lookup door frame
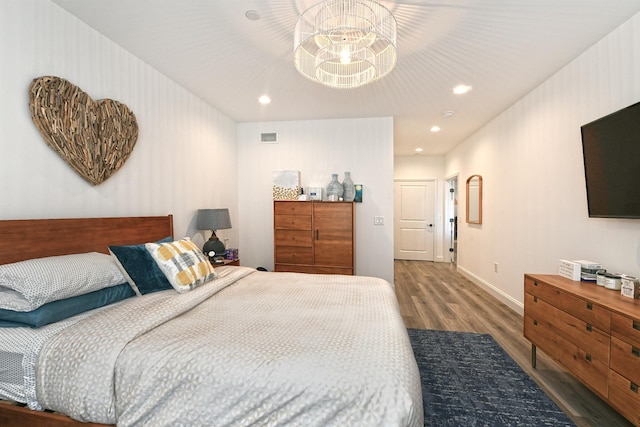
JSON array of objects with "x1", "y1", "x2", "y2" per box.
[{"x1": 445, "y1": 174, "x2": 459, "y2": 264}]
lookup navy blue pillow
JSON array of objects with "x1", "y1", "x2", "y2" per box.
[
  {"x1": 0, "y1": 283, "x2": 135, "y2": 328},
  {"x1": 109, "y1": 237, "x2": 173, "y2": 295}
]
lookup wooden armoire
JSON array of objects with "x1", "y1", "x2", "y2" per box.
[{"x1": 273, "y1": 201, "x2": 354, "y2": 274}]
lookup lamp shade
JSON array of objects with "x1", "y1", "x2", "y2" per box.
[{"x1": 197, "y1": 209, "x2": 231, "y2": 231}]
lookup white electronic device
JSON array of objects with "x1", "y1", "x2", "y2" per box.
[{"x1": 307, "y1": 187, "x2": 322, "y2": 201}]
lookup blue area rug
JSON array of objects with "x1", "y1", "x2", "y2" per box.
[{"x1": 407, "y1": 328, "x2": 575, "y2": 426}]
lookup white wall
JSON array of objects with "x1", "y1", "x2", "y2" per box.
[
  {"x1": 237, "y1": 118, "x2": 395, "y2": 283},
  {"x1": 0, "y1": 0, "x2": 238, "y2": 246},
  {"x1": 446, "y1": 11, "x2": 640, "y2": 313},
  {"x1": 394, "y1": 155, "x2": 449, "y2": 263}
]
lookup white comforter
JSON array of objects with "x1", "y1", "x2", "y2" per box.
[{"x1": 36, "y1": 267, "x2": 423, "y2": 426}]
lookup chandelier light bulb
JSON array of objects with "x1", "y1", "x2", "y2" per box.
[{"x1": 340, "y1": 47, "x2": 352, "y2": 64}]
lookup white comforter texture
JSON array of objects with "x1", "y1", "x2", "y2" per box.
[{"x1": 36, "y1": 267, "x2": 423, "y2": 427}]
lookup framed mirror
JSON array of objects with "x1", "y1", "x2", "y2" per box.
[{"x1": 466, "y1": 175, "x2": 482, "y2": 224}]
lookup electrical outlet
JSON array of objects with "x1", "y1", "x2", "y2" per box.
[
  {"x1": 374, "y1": 216, "x2": 384, "y2": 225},
  {"x1": 494, "y1": 262, "x2": 498, "y2": 273}
]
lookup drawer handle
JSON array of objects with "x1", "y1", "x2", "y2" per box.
[
  {"x1": 315, "y1": 230, "x2": 319, "y2": 240},
  {"x1": 585, "y1": 354, "x2": 592, "y2": 362},
  {"x1": 634, "y1": 320, "x2": 640, "y2": 331},
  {"x1": 586, "y1": 324, "x2": 592, "y2": 332},
  {"x1": 586, "y1": 302, "x2": 593, "y2": 311},
  {"x1": 534, "y1": 281, "x2": 538, "y2": 286},
  {"x1": 631, "y1": 382, "x2": 639, "y2": 394},
  {"x1": 533, "y1": 320, "x2": 538, "y2": 326},
  {"x1": 632, "y1": 347, "x2": 640, "y2": 358},
  {"x1": 533, "y1": 296, "x2": 538, "y2": 303}
]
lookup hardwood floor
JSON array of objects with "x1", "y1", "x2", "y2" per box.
[{"x1": 394, "y1": 260, "x2": 633, "y2": 427}]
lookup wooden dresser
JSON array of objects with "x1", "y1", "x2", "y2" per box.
[
  {"x1": 524, "y1": 274, "x2": 640, "y2": 426},
  {"x1": 274, "y1": 201, "x2": 354, "y2": 274}
]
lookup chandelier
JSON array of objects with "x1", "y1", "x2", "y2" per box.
[{"x1": 294, "y1": 0, "x2": 397, "y2": 89}]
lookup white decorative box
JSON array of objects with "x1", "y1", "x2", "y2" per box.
[
  {"x1": 559, "y1": 259, "x2": 581, "y2": 281},
  {"x1": 620, "y1": 276, "x2": 640, "y2": 299},
  {"x1": 272, "y1": 170, "x2": 301, "y2": 200}
]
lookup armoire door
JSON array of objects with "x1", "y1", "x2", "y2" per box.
[{"x1": 313, "y1": 203, "x2": 353, "y2": 269}]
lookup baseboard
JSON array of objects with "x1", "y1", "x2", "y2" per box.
[{"x1": 456, "y1": 266, "x2": 524, "y2": 316}]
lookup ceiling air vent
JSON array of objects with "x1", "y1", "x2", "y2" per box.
[{"x1": 260, "y1": 132, "x2": 277, "y2": 143}]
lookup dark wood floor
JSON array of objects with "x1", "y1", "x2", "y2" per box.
[{"x1": 394, "y1": 260, "x2": 633, "y2": 427}]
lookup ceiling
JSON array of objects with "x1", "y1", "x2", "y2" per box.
[{"x1": 52, "y1": 0, "x2": 640, "y2": 156}]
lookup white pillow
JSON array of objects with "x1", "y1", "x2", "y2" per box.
[
  {"x1": 145, "y1": 238, "x2": 217, "y2": 293},
  {"x1": 0, "y1": 252, "x2": 126, "y2": 312}
]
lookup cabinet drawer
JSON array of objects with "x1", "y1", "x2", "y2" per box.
[
  {"x1": 275, "y1": 246, "x2": 313, "y2": 264},
  {"x1": 608, "y1": 369, "x2": 640, "y2": 426},
  {"x1": 525, "y1": 277, "x2": 611, "y2": 332},
  {"x1": 274, "y1": 201, "x2": 312, "y2": 215},
  {"x1": 275, "y1": 264, "x2": 353, "y2": 275},
  {"x1": 611, "y1": 312, "x2": 640, "y2": 349},
  {"x1": 525, "y1": 293, "x2": 609, "y2": 362},
  {"x1": 274, "y1": 215, "x2": 312, "y2": 230},
  {"x1": 524, "y1": 314, "x2": 609, "y2": 398},
  {"x1": 610, "y1": 336, "x2": 640, "y2": 385},
  {"x1": 275, "y1": 230, "x2": 313, "y2": 247}
]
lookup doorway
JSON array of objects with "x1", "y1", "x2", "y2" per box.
[
  {"x1": 393, "y1": 180, "x2": 436, "y2": 261},
  {"x1": 445, "y1": 176, "x2": 458, "y2": 264}
]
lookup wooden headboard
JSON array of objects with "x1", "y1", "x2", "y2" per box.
[{"x1": 0, "y1": 215, "x2": 173, "y2": 265}]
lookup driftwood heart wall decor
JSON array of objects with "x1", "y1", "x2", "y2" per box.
[{"x1": 29, "y1": 76, "x2": 138, "y2": 185}]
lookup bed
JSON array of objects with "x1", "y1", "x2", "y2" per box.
[{"x1": 0, "y1": 215, "x2": 423, "y2": 427}]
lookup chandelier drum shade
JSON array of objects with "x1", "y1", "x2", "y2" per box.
[{"x1": 294, "y1": 0, "x2": 397, "y2": 89}]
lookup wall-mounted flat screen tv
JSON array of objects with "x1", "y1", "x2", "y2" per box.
[{"x1": 581, "y1": 101, "x2": 640, "y2": 218}]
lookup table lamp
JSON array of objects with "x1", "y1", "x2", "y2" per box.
[{"x1": 197, "y1": 208, "x2": 231, "y2": 259}]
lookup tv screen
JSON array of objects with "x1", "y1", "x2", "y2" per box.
[{"x1": 581, "y1": 101, "x2": 640, "y2": 218}]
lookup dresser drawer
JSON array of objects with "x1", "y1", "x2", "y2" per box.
[
  {"x1": 524, "y1": 314, "x2": 609, "y2": 398},
  {"x1": 274, "y1": 215, "x2": 312, "y2": 230},
  {"x1": 611, "y1": 312, "x2": 640, "y2": 349},
  {"x1": 608, "y1": 369, "x2": 640, "y2": 426},
  {"x1": 525, "y1": 293, "x2": 609, "y2": 362},
  {"x1": 275, "y1": 264, "x2": 353, "y2": 275},
  {"x1": 525, "y1": 277, "x2": 611, "y2": 332},
  {"x1": 275, "y1": 229, "x2": 313, "y2": 247},
  {"x1": 274, "y1": 201, "x2": 312, "y2": 215},
  {"x1": 274, "y1": 246, "x2": 313, "y2": 264},
  {"x1": 610, "y1": 336, "x2": 640, "y2": 385}
]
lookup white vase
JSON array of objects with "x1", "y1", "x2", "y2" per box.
[
  {"x1": 342, "y1": 171, "x2": 355, "y2": 202},
  {"x1": 326, "y1": 173, "x2": 344, "y2": 201}
]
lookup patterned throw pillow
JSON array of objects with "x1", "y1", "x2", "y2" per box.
[
  {"x1": 145, "y1": 238, "x2": 217, "y2": 293},
  {"x1": 0, "y1": 252, "x2": 126, "y2": 312}
]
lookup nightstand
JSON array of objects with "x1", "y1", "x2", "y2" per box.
[{"x1": 210, "y1": 259, "x2": 240, "y2": 268}]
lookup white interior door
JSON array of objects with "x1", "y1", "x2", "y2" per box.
[{"x1": 394, "y1": 180, "x2": 436, "y2": 261}]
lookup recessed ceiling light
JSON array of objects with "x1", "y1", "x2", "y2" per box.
[
  {"x1": 453, "y1": 84, "x2": 472, "y2": 95},
  {"x1": 430, "y1": 126, "x2": 440, "y2": 132},
  {"x1": 245, "y1": 10, "x2": 260, "y2": 20},
  {"x1": 442, "y1": 110, "x2": 455, "y2": 117},
  {"x1": 258, "y1": 95, "x2": 271, "y2": 105},
  {"x1": 415, "y1": 148, "x2": 423, "y2": 154}
]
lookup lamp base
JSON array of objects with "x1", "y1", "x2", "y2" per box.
[{"x1": 203, "y1": 238, "x2": 226, "y2": 259}]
